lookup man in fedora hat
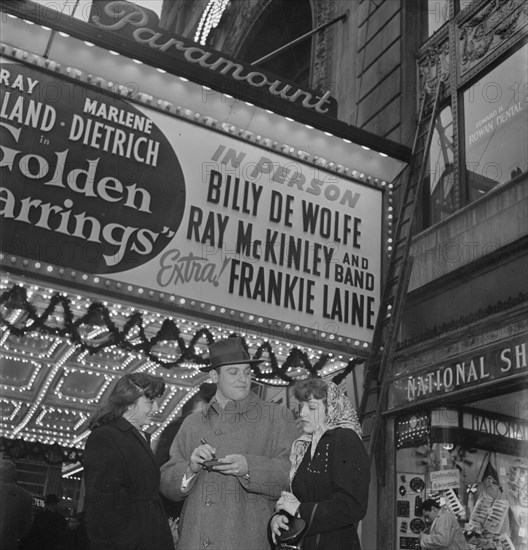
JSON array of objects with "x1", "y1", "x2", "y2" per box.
[{"x1": 161, "y1": 336, "x2": 299, "y2": 550}]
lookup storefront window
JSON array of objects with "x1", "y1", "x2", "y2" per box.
[
  {"x1": 424, "y1": 106, "x2": 455, "y2": 227},
  {"x1": 395, "y1": 405, "x2": 528, "y2": 550},
  {"x1": 463, "y1": 45, "x2": 528, "y2": 203}
]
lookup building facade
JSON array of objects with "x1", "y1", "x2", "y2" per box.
[
  {"x1": 0, "y1": 0, "x2": 405, "y2": 523},
  {"x1": 178, "y1": 1, "x2": 527, "y2": 548},
  {"x1": 0, "y1": 1, "x2": 526, "y2": 548},
  {"x1": 385, "y1": 2, "x2": 528, "y2": 549}
]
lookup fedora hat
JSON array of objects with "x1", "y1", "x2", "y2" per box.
[{"x1": 200, "y1": 337, "x2": 263, "y2": 372}]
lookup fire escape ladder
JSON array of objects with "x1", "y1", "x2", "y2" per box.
[{"x1": 358, "y1": 79, "x2": 444, "y2": 462}]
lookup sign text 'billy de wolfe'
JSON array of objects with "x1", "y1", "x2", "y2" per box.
[
  {"x1": 177, "y1": 145, "x2": 375, "y2": 329},
  {"x1": 89, "y1": 0, "x2": 337, "y2": 116}
]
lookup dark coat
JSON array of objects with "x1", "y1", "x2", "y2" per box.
[
  {"x1": 24, "y1": 509, "x2": 66, "y2": 550},
  {"x1": 293, "y1": 428, "x2": 370, "y2": 550},
  {"x1": 0, "y1": 476, "x2": 33, "y2": 550},
  {"x1": 83, "y1": 417, "x2": 174, "y2": 550},
  {"x1": 153, "y1": 416, "x2": 186, "y2": 520},
  {"x1": 61, "y1": 524, "x2": 89, "y2": 550}
]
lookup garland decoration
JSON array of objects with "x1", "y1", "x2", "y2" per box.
[{"x1": 1, "y1": 284, "x2": 361, "y2": 384}]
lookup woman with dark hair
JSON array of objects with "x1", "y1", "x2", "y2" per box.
[
  {"x1": 270, "y1": 378, "x2": 370, "y2": 550},
  {"x1": 83, "y1": 373, "x2": 174, "y2": 550}
]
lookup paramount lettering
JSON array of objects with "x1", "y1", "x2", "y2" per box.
[{"x1": 92, "y1": 2, "x2": 334, "y2": 114}]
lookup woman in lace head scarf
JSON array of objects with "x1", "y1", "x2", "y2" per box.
[{"x1": 270, "y1": 378, "x2": 370, "y2": 550}]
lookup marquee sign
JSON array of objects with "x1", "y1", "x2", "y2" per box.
[
  {"x1": 0, "y1": 1, "x2": 410, "y2": 186},
  {"x1": 88, "y1": 0, "x2": 338, "y2": 117},
  {"x1": 0, "y1": 59, "x2": 382, "y2": 344}
]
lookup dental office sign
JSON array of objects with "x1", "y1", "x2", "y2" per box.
[{"x1": 0, "y1": 61, "x2": 382, "y2": 342}]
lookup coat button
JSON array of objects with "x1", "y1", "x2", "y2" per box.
[
  {"x1": 215, "y1": 430, "x2": 222, "y2": 436},
  {"x1": 205, "y1": 499, "x2": 212, "y2": 507},
  {"x1": 203, "y1": 539, "x2": 210, "y2": 547}
]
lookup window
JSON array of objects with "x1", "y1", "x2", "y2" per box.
[
  {"x1": 463, "y1": 45, "x2": 528, "y2": 203},
  {"x1": 458, "y1": 0, "x2": 473, "y2": 12},
  {"x1": 424, "y1": 1, "x2": 482, "y2": 41},
  {"x1": 396, "y1": 398, "x2": 528, "y2": 550},
  {"x1": 237, "y1": 0, "x2": 313, "y2": 87},
  {"x1": 426, "y1": 1, "x2": 449, "y2": 37},
  {"x1": 424, "y1": 106, "x2": 455, "y2": 226}
]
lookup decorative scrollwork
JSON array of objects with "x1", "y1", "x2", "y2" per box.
[
  {"x1": 418, "y1": 40, "x2": 450, "y2": 94},
  {"x1": 458, "y1": 0, "x2": 528, "y2": 72}
]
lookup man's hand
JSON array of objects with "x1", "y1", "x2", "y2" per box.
[
  {"x1": 189, "y1": 443, "x2": 217, "y2": 474},
  {"x1": 211, "y1": 454, "x2": 248, "y2": 476}
]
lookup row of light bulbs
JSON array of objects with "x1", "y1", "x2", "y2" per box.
[{"x1": 2, "y1": 12, "x2": 395, "y2": 186}]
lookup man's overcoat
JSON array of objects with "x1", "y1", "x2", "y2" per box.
[{"x1": 160, "y1": 391, "x2": 299, "y2": 550}]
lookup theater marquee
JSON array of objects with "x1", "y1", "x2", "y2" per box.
[{"x1": 0, "y1": 59, "x2": 383, "y2": 344}]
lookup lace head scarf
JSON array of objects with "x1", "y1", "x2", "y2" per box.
[{"x1": 289, "y1": 380, "x2": 362, "y2": 483}]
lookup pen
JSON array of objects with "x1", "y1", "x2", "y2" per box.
[{"x1": 200, "y1": 437, "x2": 216, "y2": 458}]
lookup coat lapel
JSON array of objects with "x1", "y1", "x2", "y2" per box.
[{"x1": 116, "y1": 417, "x2": 158, "y2": 471}]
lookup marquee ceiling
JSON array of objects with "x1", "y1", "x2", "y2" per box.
[{"x1": 0, "y1": 273, "x2": 354, "y2": 452}]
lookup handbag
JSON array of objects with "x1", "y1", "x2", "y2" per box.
[{"x1": 275, "y1": 503, "x2": 318, "y2": 550}]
